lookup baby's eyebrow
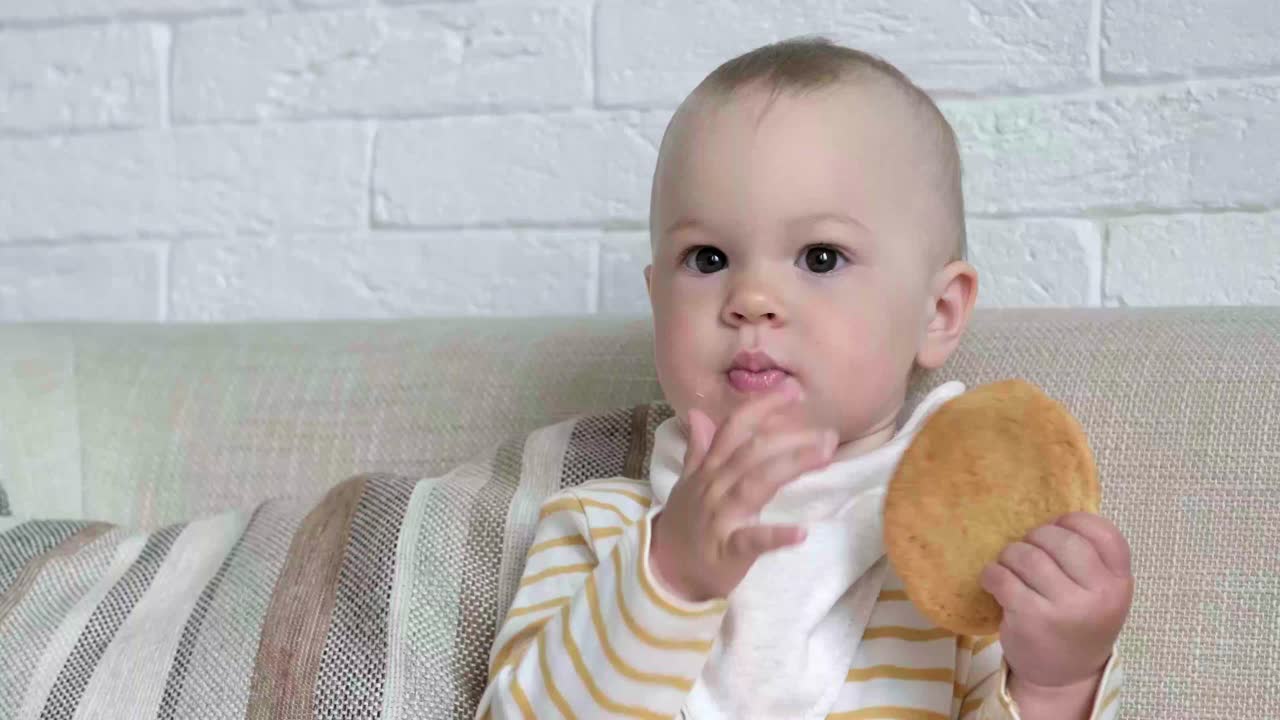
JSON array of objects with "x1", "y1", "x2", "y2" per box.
[
  {"x1": 665, "y1": 211, "x2": 865, "y2": 234},
  {"x1": 661, "y1": 216, "x2": 737, "y2": 244},
  {"x1": 663, "y1": 216, "x2": 709, "y2": 237},
  {"x1": 660, "y1": 213, "x2": 872, "y2": 242},
  {"x1": 786, "y1": 212, "x2": 870, "y2": 235}
]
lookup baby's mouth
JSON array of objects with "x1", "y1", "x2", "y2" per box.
[
  {"x1": 727, "y1": 367, "x2": 791, "y2": 392},
  {"x1": 726, "y1": 349, "x2": 794, "y2": 393}
]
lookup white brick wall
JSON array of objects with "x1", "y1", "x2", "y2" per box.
[{"x1": 0, "y1": 0, "x2": 1277, "y2": 321}]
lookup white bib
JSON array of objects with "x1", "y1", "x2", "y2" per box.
[{"x1": 648, "y1": 382, "x2": 966, "y2": 719}]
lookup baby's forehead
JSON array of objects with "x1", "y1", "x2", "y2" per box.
[
  {"x1": 687, "y1": 75, "x2": 917, "y2": 131},
  {"x1": 652, "y1": 80, "x2": 961, "y2": 265},
  {"x1": 662, "y1": 79, "x2": 935, "y2": 178}
]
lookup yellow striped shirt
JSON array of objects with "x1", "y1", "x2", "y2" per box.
[{"x1": 477, "y1": 479, "x2": 1124, "y2": 720}]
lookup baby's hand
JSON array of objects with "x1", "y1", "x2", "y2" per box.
[
  {"x1": 650, "y1": 386, "x2": 838, "y2": 603},
  {"x1": 980, "y1": 512, "x2": 1134, "y2": 690}
]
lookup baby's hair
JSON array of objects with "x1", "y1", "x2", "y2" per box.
[{"x1": 678, "y1": 36, "x2": 967, "y2": 265}]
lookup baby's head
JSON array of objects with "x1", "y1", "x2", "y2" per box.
[{"x1": 645, "y1": 37, "x2": 978, "y2": 450}]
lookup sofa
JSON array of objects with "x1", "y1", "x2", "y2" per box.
[{"x1": 1, "y1": 307, "x2": 1277, "y2": 718}]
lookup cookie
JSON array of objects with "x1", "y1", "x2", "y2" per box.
[{"x1": 883, "y1": 379, "x2": 1101, "y2": 636}]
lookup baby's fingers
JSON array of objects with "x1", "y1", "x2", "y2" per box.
[
  {"x1": 715, "y1": 436, "x2": 836, "y2": 514},
  {"x1": 682, "y1": 407, "x2": 717, "y2": 476},
  {"x1": 726, "y1": 524, "x2": 807, "y2": 562},
  {"x1": 1055, "y1": 512, "x2": 1132, "y2": 578},
  {"x1": 981, "y1": 561, "x2": 1044, "y2": 614},
  {"x1": 702, "y1": 386, "x2": 801, "y2": 471}
]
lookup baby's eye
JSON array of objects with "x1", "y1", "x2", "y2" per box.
[
  {"x1": 683, "y1": 245, "x2": 728, "y2": 274},
  {"x1": 799, "y1": 245, "x2": 847, "y2": 274}
]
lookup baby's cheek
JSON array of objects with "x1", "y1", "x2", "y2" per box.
[
  {"x1": 819, "y1": 313, "x2": 910, "y2": 397},
  {"x1": 828, "y1": 313, "x2": 892, "y2": 365},
  {"x1": 669, "y1": 308, "x2": 702, "y2": 339},
  {"x1": 654, "y1": 318, "x2": 703, "y2": 401},
  {"x1": 658, "y1": 314, "x2": 700, "y2": 366}
]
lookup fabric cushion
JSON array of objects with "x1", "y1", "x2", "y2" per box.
[
  {"x1": 0, "y1": 318, "x2": 664, "y2": 527},
  {"x1": 0, "y1": 404, "x2": 664, "y2": 719},
  {"x1": 0, "y1": 410, "x2": 9, "y2": 516},
  {"x1": 1, "y1": 429, "x2": 9, "y2": 516},
  {"x1": 906, "y1": 308, "x2": 1280, "y2": 718},
  {"x1": 1, "y1": 307, "x2": 1278, "y2": 719}
]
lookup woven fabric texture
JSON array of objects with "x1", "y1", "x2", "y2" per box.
[
  {"x1": 0, "y1": 307, "x2": 1276, "y2": 718},
  {"x1": 0, "y1": 410, "x2": 655, "y2": 719}
]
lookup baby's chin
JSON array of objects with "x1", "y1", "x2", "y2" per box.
[
  {"x1": 680, "y1": 386, "x2": 901, "y2": 449},
  {"x1": 683, "y1": 386, "x2": 820, "y2": 433}
]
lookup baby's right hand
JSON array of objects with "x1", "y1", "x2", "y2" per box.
[{"x1": 650, "y1": 386, "x2": 839, "y2": 603}]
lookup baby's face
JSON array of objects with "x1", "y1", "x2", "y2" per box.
[{"x1": 647, "y1": 82, "x2": 953, "y2": 444}]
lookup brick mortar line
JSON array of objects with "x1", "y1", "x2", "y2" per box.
[
  {"x1": 160, "y1": 239, "x2": 173, "y2": 322},
  {"x1": 364, "y1": 121, "x2": 378, "y2": 231},
  {"x1": 1088, "y1": 0, "x2": 1104, "y2": 84},
  {"x1": 0, "y1": 8, "x2": 242, "y2": 31},
  {"x1": 1100, "y1": 220, "x2": 1112, "y2": 305},
  {"x1": 3, "y1": 207, "x2": 1277, "y2": 249},
  {"x1": 589, "y1": 0, "x2": 600, "y2": 109},
  {"x1": 6, "y1": 69, "x2": 1280, "y2": 144},
  {"x1": 0, "y1": 2, "x2": 436, "y2": 30},
  {"x1": 971, "y1": 206, "x2": 1280, "y2": 221},
  {"x1": 587, "y1": 236, "x2": 601, "y2": 314},
  {"x1": 158, "y1": 23, "x2": 174, "y2": 129}
]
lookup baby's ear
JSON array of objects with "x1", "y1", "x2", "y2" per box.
[{"x1": 916, "y1": 261, "x2": 978, "y2": 369}]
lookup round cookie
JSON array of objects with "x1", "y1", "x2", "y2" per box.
[{"x1": 883, "y1": 379, "x2": 1101, "y2": 636}]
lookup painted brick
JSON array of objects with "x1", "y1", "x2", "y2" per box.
[
  {"x1": 0, "y1": 24, "x2": 164, "y2": 135},
  {"x1": 0, "y1": 0, "x2": 245, "y2": 22},
  {"x1": 1107, "y1": 213, "x2": 1280, "y2": 305},
  {"x1": 0, "y1": 123, "x2": 367, "y2": 242},
  {"x1": 596, "y1": 0, "x2": 1092, "y2": 106},
  {"x1": 599, "y1": 231, "x2": 651, "y2": 314},
  {"x1": 946, "y1": 80, "x2": 1280, "y2": 215},
  {"x1": 968, "y1": 218, "x2": 1101, "y2": 306},
  {"x1": 173, "y1": 2, "x2": 590, "y2": 121},
  {"x1": 373, "y1": 111, "x2": 667, "y2": 227},
  {"x1": 1104, "y1": 0, "x2": 1280, "y2": 80},
  {"x1": 170, "y1": 230, "x2": 596, "y2": 319},
  {"x1": 0, "y1": 243, "x2": 164, "y2": 321}
]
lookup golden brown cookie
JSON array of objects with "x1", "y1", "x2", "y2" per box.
[{"x1": 883, "y1": 379, "x2": 1101, "y2": 636}]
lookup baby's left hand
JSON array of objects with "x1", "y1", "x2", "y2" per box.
[{"x1": 980, "y1": 512, "x2": 1134, "y2": 689}]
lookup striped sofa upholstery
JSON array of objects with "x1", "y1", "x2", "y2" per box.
[{"x1": 1, "y1": 307, "x2": 1278, "y2": 718}]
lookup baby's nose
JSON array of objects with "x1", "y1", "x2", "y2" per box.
[{"x1": 724, "y1": 289, "x2": 785, "y2": 325}]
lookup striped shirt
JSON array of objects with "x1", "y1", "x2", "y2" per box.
[{"x1": 477, "y1": 478, "x2": 1124, "y2": 720}]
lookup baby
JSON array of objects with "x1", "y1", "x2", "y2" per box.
[{"x1": 477, "y1": 37, "x2": 1132, "y2": 720}]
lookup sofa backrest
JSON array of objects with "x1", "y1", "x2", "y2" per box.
[
  {"x1": 0, "y1": 316, "x2": 662, "y2": 524},
  {"x1": 2, "y1": 307, "x2": 1278, "y2": 717}
]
